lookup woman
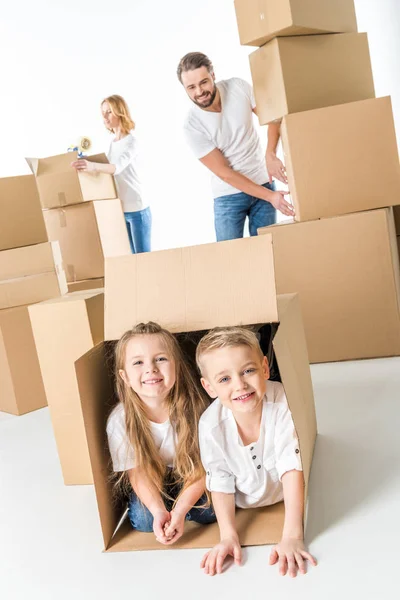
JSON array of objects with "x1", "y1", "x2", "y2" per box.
[{"x1": 72, "y1": 95, "x2": 151, "y2": 254}]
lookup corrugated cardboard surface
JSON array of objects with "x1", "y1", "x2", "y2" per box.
[
  {"x1": 0, "y1": 306, "x2": 47, "y2": 415},
  {"x1": 0, "y1": 271, "x2": 68, "y2": 310},
  {"x1": 282, "y1": 97, "x2": 400, "y2": 222},
  {"x1": 0, "y1": 174, "x2": 48, "y2": 251},
  {"x1": 43, "y1": 200, "x2": 130, "y2": 283},
  {"x1": 29, "y1": 291, "x2": 104, "y2": 484},
  {"x1": 26, "y1": 152, "x2": 117, "y2": 209},
  {"x1": 67, "y1": 279, "x2": 105, "y2": 293},
  {"x1": 259, "y1": 208, "x2": 400, "y2": 363},
  {"x1": 250, "y1": 32, "x2": 375, "y2": 124},
  {"x1": 235, "y1": 0, "x2": 357, "y2": 46},
  {"x1": 0, "y1": 241, "x2": 64, "y2": 282},
  {"x1": 75, "y1": 235, "x2": 317, "y2": 551}
]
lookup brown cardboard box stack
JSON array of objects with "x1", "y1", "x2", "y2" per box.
[
  {"x1": 234, "y1": 0, "x2": 400, "y2": 363},
  {"x1": 27, "y1": 151, "x2": 131, "y2": 291},
  {"x1": 0, "y1": 175, "x2": 68, "y2": 415}
]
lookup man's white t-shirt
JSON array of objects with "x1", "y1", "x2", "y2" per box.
[
  {"x1": 107, "y1": 131, "x2": 147, "y2": 213},
  {"x1": 106, "y1": 403, "x2": 176, "y2": 472},
  {"x1": 183, "y1": 77, "x2": 269, "y2": 198}
]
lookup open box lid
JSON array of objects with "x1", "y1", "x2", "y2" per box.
[
  {"x1": 105, "y1": 235, "x2": 278, "y2": 340},
  {"x1": 26, "y1": 152, "x2": 110, "y2": 176}
]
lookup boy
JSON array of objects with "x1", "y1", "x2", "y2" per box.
[{"x1": 196, "y1": 327, "x2": 317, "y2": 577}]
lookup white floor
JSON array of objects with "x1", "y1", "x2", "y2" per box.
[{"x1": 1, "y1": 356, "x2": 399, "y2": 600}]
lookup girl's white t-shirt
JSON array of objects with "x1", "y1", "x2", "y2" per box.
[
  {"x1": 106, "y1": 403, "x2": 176, "y2": 472},
  {"x1": 106, "y1": 131, "x2": 147, "y2": 213},
  {"x1": 183, "y1": 77, "x2": 269, "y2": 198}
]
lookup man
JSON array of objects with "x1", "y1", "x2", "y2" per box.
[{"x1": 177, "y1": 52, "x2": 294, "y2": 242}]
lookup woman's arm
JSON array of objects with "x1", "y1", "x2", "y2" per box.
[{"x1": 71, "y1": 159, "x2": 116, "y2": 174}]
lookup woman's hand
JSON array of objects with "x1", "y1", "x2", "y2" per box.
[
  {"x1": 201, "y1": 536, "x2": 242, "y2": 576},
  {"x1": 71, "y1": 159, "x2": 96, "y2": 172},
  {"x1": 269, "y1": 537, "x2": 317, "y2": 577}
]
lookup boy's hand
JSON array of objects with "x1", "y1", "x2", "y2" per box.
[
  {"x1": 152, "y1": 510, "x2": 172, "y2": 544},
  {"x1": 269, "y1": 537, "x2": 317, "y2": 577},
  {"x1": 200, "y1": 536, "x2": 242, "y2": 576},
  {"x1": 163, "y1": 508, "x2": 186, "y2": 544}
]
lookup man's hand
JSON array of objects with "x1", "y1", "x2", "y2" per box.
[
  {"x1": 268, "y1": 190, "x2": 295, "y2": 217},
  {"x1": 71, "y1": 159, "x2": 96, "y2": 172},
  {"x1": 200, "y1": 536, "x2": 242, "y2": 576},
  {"x1": 152, "y1": 510, "x2": 173, "y2": 545},
  {"x1": 162, "y1": 508, "x2": 186, "y2": 544},
  {"x1": 269, "y1": 537, "x2": 317, "y2": 577},
  {"x1": 266, "y1": 152, "x2": 288, "y2": 185}
]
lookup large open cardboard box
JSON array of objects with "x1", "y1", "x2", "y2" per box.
[
  {"x1": 250, "y1": 32, "x2": 375, "y2": 124},
  {"x1": 0, "y1": 305, "x2": 47, "y2": 415},
  {"x1": 281, "y1": 97, "x2": 400, "y2": 222},
  {"x1": 234, "y1": 0, "x2": 357, "y2": 47},
  {"x1": 75, "y1": 235, "x2": 317, "y2": 551},
  {"x1": 258, "y1": 208, "x2": 400, "y2": 363},
  {"x1": 29, "y1": 291, "x2": 104, "y2": 485},
  {"x1": 26, "y1": 152, "x2": 117, "y2": 209},
  {"x1": 0, "y1": 174, "x2": 48, "y2": 251},
  {"x1": 43, "y1": 200, "x2": 131, "y2": 282}
]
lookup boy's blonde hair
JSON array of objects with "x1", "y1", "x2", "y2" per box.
[
  {"x1": 196, "y1": 326, "x2": 264, "y2": 375},
  {"x1": 114, "y1": 322, "x2": 209, "y2": 502}
]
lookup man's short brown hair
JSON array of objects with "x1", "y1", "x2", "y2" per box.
[{"x1": 177, "y1": 52, "x2": 214, "y2": 83}]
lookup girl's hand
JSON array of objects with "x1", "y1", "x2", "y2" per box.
[
  {"x1": 152, "y1": 510, "x2": 172, "y2": 545},
  {"x1": 200, "y1": 536, "x2": 242, "y2": 576},
  {"x1": 269, "y1": 537, "x2": 317, "y2": 577},
  {"x1": 163, "y1": 508, "x2": 186, "y2": 544},
  {"x1": 71, "y1": 159, "x2": 96, "y2": 172}
]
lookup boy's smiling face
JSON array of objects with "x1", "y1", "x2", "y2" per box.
[{"x1": 200, "y1": 344, "x2": 270, "y2": 416}]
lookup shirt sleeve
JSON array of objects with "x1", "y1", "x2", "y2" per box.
[
  {"x1": 183, "y1": 122, "x2": 216, "y2": 159},
  {"x1": 113, "y1": 135, "x2": 138, "y2": 175},
  {"x1": 234, "y1": 77, "x2": 256, "y2": 109},
  {"x1": 273, "y1": 388, "x2": 303, "y2": 481},
  {"x1": 106, "y1": 412, "x2": 135, "y2": 472},
  {"x1": 199, "y1": 422, "x2": 235, "y2": 494}
]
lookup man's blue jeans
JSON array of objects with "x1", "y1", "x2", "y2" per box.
[
  {"x1": 124, "y1": 206, "x2": 152, "y2": 254},
  {"x1": 214, "y1": 182, "x2": 277, "y2": 242}
]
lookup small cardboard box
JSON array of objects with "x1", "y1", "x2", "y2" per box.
[
  {"x1": 281, "y1": 97, "x2": 400, "y2": 222},
  {"x1": 235, "y1": 0, "x2": 357, "y2": 47},
  {"x1": 67, "y1": 279, "x2": 104, "y2": 293},
  {"x1": 26, "y1": 152, "x2": 117, "y2": 209},
  {"x1": 29, "y1": 291, "x2": 104, "y2": 485},
  {"x1": 0, "y1": 242, "x2": 68, "y2": 310},
  {"x1": 258, "y1": 208, "x2": 400, "y2": 363},
  {"x1": 0, "y1": 174, "x2": 48, "y2": 251},
  {"x1": 43, "y1": 200, "x2": 131, "y2": 282},
  {"x1": 75, "y1": 235, "x2": 317, "y2": 551},
  {"x1": 0, "y1": 305, "x2": 47, "y2": 415},
  {"x1": 250, "y1": 32, "x2": 375, "y2": 124}
]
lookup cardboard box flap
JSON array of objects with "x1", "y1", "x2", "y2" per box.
[
  {"x1": 75, "y1": 344, "x2": 123, "y2": 549},
  {"x1": 25, "y1": 157, "x2": 39, "y2": 176},
  {"x1": 87, "y1": 153, "x2": 110, "y2": 165},
  {"x1": 105, "y1": 235, "x2": 278, "y2": 341},
  {"x1": 25, "y1": 152, "x2": 109, "y2": 176}
]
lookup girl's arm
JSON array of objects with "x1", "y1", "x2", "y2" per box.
[{"x1": 163, "y1": 477, "x2": 206, "y2": 544}]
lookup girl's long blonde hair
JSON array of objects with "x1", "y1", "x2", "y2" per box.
[
  {"x1": 114, "y1": 322, "x2": 209, "y2": 502},
  {"x1": 102, "y1": 94, "x2": 135, "y2": 135}
]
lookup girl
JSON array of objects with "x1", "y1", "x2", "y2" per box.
[
  {"x1": 72, "y1": 95, "x2": 151, "y2": 254},
  {"x1": 106, "y1": 322, "x2": 216, "y2": 544}
]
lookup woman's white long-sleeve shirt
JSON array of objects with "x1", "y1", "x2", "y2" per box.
[{"x1": 107, "y1": 131, "x2": 147, "y2": 212}]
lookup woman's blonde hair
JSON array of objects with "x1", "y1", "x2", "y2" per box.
[
  {"x1": 101, "y1": 95, "x2": 135, "y2": 135},
  {"x1": 196, "y1": 326, "x2": 263, "y2": 375},
  {"x1": 114, "y1": 322, "x2": 209, "y2": 503}
]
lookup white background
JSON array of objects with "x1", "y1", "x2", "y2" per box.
[{"x1": 1, "y1": 0, "x2": 399, "y2": 251}]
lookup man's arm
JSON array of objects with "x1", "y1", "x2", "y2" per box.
[
  {"x1": 200, "y1": 148, "x2": 294, "y2": 217},
  {"x1": 252, "y1": 107, "x2": 287, "y2": 185}
]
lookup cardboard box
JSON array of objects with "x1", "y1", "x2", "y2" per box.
[
  {"x1": 75, "y1": 235, "x2": 317, "y2": 551},
  {"x1": 0, "y1": 174, "x2": 48, "y2": 251},
  {"x1": 43, "y1": 200, "x2": 131, "y2": 282},
  {"x1": 26, "y1": 152, "x2": 117, "y2": 209},
  {"x1": 235, "y1": 0, "x2": 357, "y2": 47},
  {"x1": 29, "y1": 291, "x2": 104, "y2": 485},
  {"x1": 67, "y1": 278, "x2": 104, "y2": 293},
  {"x1": 281, "y1": 97, "x2": 400, "y2": 222},
  {"x1": 250, "y1": 32, "x2": 375, "y2": 124},
  {"x1": 0, "y1": 305, "x2": 47, "y2": 415},
  {"x1": 258, "y1": 209, "x2": 400, "y2": 363},
  {"x1": 394, "y1": 206, "x2": 400, "y2": 234}
]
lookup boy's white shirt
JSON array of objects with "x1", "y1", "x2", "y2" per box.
[
  {"x1": 198, "y1": 381, "x2": 302, "y2": 509},
  {"x1": 106, "y1": 403, "x2": 176, "y2": 471},
  {"x1": 183, "y1": 77, "x2": 269, "y2": 198}
]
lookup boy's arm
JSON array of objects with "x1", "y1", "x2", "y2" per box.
[{"x1": 127, "y1": 466, "x2": 170, "y2": 543}]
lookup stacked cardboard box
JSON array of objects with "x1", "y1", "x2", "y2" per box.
[
  {"x1": 27, "y1": 152, "x2": 131, "y2": 289},
  {"x1": 235, "y1": 0, "x2": 400, "y2": 363},
  {"x1": 0, "y1": 175, "x2": 68, "y2": 415}
]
